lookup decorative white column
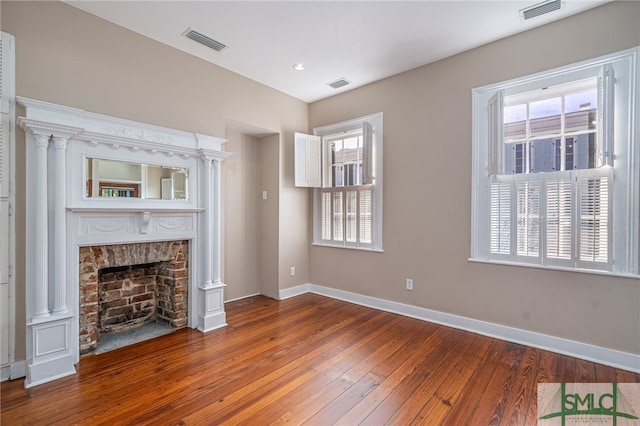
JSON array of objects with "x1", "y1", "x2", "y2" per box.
[
  {"x1": 32, "y1": 133, "x2": 50, "y2": 319},
  {"x1": 197, "y1": 156, "x2": 227, "y2": 332},
  {"x1": 18, "y1": 117, "x2": 81, "y2": 388},
  {"x1": 52, "y1": 136, "x2": 68, "y2": 314},
  {"x1": 201, "y1": 158, "x2": 213, "y2": 287}
]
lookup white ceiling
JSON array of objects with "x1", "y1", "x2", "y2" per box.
[{"x1": 65, "y1": 0, "x2": 611, "y2": 103}]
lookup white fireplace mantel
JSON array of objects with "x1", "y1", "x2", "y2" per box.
[{"x1": 17, "y1": 97, "x2": 232, "y2": 387}]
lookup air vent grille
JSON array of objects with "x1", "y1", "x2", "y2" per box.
[
  {"x1": 184, "y1": 28, "x2": 226, "y2": 52},
  {"x1": 520, "y1": 0, "x2": 563, "y2": 21},
  {"x1": 328, "y1": 78, "x2": 350, "y2": 89}
]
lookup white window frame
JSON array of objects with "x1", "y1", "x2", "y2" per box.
[
  {"x1": 471, "y1": 47, "x2": 639, "y2": 277},
  {"x1": 310, "y1": 112, "x2": 383, "y2": 251}
]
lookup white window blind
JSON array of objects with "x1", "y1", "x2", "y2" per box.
[
  {"x1": 489, "y1": 181, "x2": 511, "y2": 256},
  {"x1": 545, "y1": 174, "x2": 573, "y2": 260},
  {"x1": 516, "y1": 179, "x2": 540, "y2": 258},
  {"x1": 577, "y1": 170, "x2": 610, "y2": 266}
]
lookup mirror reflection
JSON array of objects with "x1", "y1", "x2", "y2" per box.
[{"x1": 85, "y1": 158, "x2": 189, "y2": 200}]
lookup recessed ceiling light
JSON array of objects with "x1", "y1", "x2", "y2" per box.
[{"x1": 293, "y1": 63, "x2": 306, "y2": 71}]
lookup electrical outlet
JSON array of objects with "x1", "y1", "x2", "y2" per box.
[
  {"x1": 262, "y1": 191, "x2": 268, "y2": 200},
  {"x1": 290, "y1": 266, "x2": 296, "y2": 277},
  {"x1": 406, "y1": 278, "x2": 414, "y2": 291}
]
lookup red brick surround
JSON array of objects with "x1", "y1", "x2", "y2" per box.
[{"x1": 79, "y1": 241, "x2": 188, "y2": 354}]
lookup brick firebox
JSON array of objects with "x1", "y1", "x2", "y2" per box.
[{"x1": 79, "y1": 241, "x2": 188, "y2": 355}]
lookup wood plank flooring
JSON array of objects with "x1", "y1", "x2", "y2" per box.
[{"x1": 2, "y1": 293, "x2": 639, "y2": 425}]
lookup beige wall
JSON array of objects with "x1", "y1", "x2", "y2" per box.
[
  {"x1": 1, "y1": 1, "x2": 310, "y2": 363},
  {"x1": 309, "y1": 1, "x2": 640, "y2": 355}
]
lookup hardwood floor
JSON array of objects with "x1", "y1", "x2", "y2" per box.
[{"x1": 2, "y1": 293, "x2": 639, "y2": 425}]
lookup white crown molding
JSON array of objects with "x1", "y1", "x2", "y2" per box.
[
  {"x1": 16, "y1": 117, "x2": 83, "y2": 139},
  {"x1": 17, "y1": 97, "x2": 231, "y2": 160}
]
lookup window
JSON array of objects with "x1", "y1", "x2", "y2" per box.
[
  {"x1": 471, "y1": 47, "x2": 639, "y2": 276},
  {"x1": 296, "y1": 112, "x2": 383, "y2": 251}
]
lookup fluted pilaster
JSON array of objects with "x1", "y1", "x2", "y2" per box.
[
  {"x1": 212, "y1": 159, "x2": 222, "y2": 285},
  {"x1": 52, "y1": 136, "x2": 68, "y2": 314},
  {"x1": 201, "y1": 158, "x2": 213, "y2": 287},
  {"x1": 33, "y1": 133, "x2": 50, "y2": 318}
]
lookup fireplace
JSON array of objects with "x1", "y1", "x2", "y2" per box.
[
  {"x1": 79, "y1": 241, "x2": 189, "y2": 354},
  {"x1": 18, "y1": 97, "x2": 232, "y2": 387}
]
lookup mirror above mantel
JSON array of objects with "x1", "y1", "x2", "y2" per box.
[{"x1": 85, "y1": 157, "x2": 189, "y2": 200}]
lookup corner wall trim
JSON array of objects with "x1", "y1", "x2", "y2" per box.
[
  {"x1": 280, "y1": 283, "x2": 640, "y2": 373},
  {"x1": 0, "y1": 360, "x2": 26, "y2": 382},
  {"x1": 278, "y1": 284, "x2": 311, "y2": 300}
]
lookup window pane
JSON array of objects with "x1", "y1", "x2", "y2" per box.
[
  {"x1": 531, "y1": 138, "x2": 556, "y2": 173},
  {"x1": 504, "y1": 104, "x2": 527, "y2": 140},
  {"x1": 331, "y1": 136, "x2": 365, "y2": 187},
  {"x1": 565, "y1": 89, "x2": 597, "y2": 133},
  {"x1": 571, "y1": 134, "x2": 596, "y2": 170},
  {"x1": 530, "y1": 97, "x2": 561, "y2": 137},
  {"x1": 333, "y1": 165, "x2": 343, "y2": 187},
  {"x1": 331, "y1": 140, "x2": 342, "y2": 164},
  {"x1": 343, "y1": 136, "x2": 360, "y2": 156},
  {"x1": 344, "y1": 164, "x2": 357, "y2": 186},
  {"x1": 331, "y1": 140, "x2": 343, "y2": 187},
  {"x1": 505, "y1": 142, "x2": 528, "y2": 174}
]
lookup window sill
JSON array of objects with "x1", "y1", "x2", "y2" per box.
[
  {"x1": 467, "y1": 258, "x2": 639, "y2": 280},
  {"x1": 312, "y1": 243, "x2": 384, "y2": 253}
]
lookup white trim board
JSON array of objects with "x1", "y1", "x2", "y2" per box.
[
  {"x1": 279, "y1": 283, "x2": 640, "y2": 374},
  {"x1": 1, "y1": 360, "x2": 25, "y2": 382}
]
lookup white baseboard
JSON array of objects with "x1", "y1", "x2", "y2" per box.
[
  {"x1": 280, "y1": 283, "x2": 640, "y2": 373},
  {"x1": 225, "y1": 293, "x2": 261, "y2": 304},
  {"x1": 278, "y1": 284, "x2": 311, "y2": 300},
  {"x1": 1, "y1": 360, "x2": 26, "y2": 382},
  {"x1": 1, "y1": 364, "x2": 9, "y2": 381},
  {"x1": 11, "y1": 360, "x2": 25, "y2": 380}
]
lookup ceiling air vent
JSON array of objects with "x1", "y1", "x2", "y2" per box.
[
  {"x1": 183, "y1": 28, "x2": 226, "y2": 52},
  {"x1": 328, "y1": 78, "x2": 351, "y2": 89},
  {"x1": 520, "y1": 0, "x2": 564, "y2": 21}
]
